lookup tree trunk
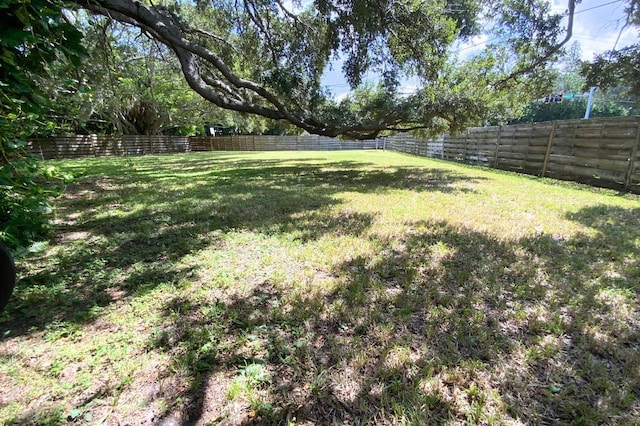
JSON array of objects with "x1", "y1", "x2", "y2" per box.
[{"x1": 0, "y1": 243, "x2": 16, "y2": 312}]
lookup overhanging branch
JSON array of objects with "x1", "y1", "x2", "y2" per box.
[
  {"x1": 492, "y1": 0, "x2": 576, "y2": 89},
  {"x1": 72, "y1": 0, "x2": 576, "y2": 139}
]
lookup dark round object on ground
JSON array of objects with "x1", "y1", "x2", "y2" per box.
[{"x1": 0, "y1": 243, "x2": 16, "y2": 312}]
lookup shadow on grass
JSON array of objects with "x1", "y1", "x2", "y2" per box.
[
  {"x1": 0, "y1": 154, "x2": 477, "y2": 337},
  {"x1": 6, "y1": 151, "x2": 638, "y2": 424},
  {"x1": 149, "y1": 206, "x2": 640, "y2": 424}
]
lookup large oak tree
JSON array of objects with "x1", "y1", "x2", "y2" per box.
[
  {"x1": 69, "y1": 0, "x2": 578, "y2": 139},
  {"x1": 0, "y1": 0, "x2": 581, "y2": 251}
]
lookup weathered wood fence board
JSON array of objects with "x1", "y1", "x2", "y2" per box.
[
  {"x1": 26, "y1": 116, "x2": 640, "y2": 193},
  {"x1": 190, "y1": 135, "x2": 377, "y2": 151},
  {"x1": 386, "y1": 116, "x2": 640, "y2": 193},
  {"x1": 28, "y1": 135, "x2": 189, "y2": 159},
  {"x1": 29, "y1": 134, "x2": 378, "y2": 159}
]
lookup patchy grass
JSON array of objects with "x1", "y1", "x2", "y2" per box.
[{"x1": 1, "y1": 150, "x2": 640, "y2": 425}]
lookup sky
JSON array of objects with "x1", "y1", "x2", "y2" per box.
[
  {"x1": 551, "y1": 0, "x2": 636, "y2": 59},
  {"x1": 321, "y1": 0, "x2": 639, "y2": 99}
]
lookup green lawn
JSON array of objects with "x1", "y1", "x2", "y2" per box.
[{"x1": 1, "y1": 150, "x2": 639, "y2": 425}]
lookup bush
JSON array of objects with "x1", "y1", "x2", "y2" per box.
[{"x1": 0, "y1": 139, "x2": 72, "y2": 254}]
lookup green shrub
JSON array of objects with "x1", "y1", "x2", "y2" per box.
[{"x1": 0, "y1": 140, "x2": 72, "y2": 254}]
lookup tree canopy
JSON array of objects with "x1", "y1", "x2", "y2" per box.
[
  {"x1": 65, "y1": 0, "x2": 579, "y2": 139},
  {"x1": 582, "y1": 1, "x2": 640, "y2": 100},
  {"x1": 0, "y1": 0, "x2": 80, "y2": 251},
  {"x1": 508, "y1": 42, "x2": 638, "y2": 124}
]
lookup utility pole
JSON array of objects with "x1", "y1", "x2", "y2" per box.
[{"x1": 584, "y1": 86, "x2": 596, "y2": 119}]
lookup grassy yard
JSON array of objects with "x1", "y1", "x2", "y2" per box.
[{"x1": 1, "y1": 150, "x2": 639, "y2": 425}]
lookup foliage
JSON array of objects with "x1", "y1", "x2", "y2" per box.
[
  {"x1": 0, "y1": 143, "x2": 71, "y2": 253},
  {"x1": 581, "y1": 1, "x2": 640, "y2": 100},
  {"x1": 1, "y1": 0, "x2": 580, "y2": 138},
  {"x1": 66, "y1": 0, "x2": 577, "y2": 138},
  {"x1": 508, "y1": 41, "x2": 638, "y2": 124},
  {"x1": 0, "y1": 0, "x2": 83, "y2": 252},
  {"x1": 34, "y1": 14, "x2": 287, "y2": 136},
  {"x1": 0, "y1": 0, "x2": 84, "y2": 116},
  {"x1": 583, "y1": 45, "x2": 640, "y2": 100},
  {"x1": 508, "y1": 97, "x2": 633, "y2": 124}
]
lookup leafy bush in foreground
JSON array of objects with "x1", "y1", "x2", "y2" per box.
[{"x1": 0, "y1": 140, "x2": 72, "y2": 254}]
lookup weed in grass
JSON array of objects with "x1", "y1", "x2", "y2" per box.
[
  {"x1": 227, "y1": 362, "x2": 271, "y2": 405},
  {"x1": 43, "y1": 320, "x2": 83, "y2": 341}
]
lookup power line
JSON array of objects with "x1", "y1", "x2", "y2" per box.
[
  {"x1": 574, "y1": 0, "x2": 624, "y2": 15},
  {"x1": 457, "y1": 0, "x2": 629, "y2": 53},
  {"x1": 572, "y1": 34, "x2": 637, "y2": 44}
]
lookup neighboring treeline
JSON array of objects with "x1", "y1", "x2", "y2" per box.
[
  {"x1": 1, "y1": 0, "x2": 640, "y2": 252},
  {"x1": 509, "y1": 43, "x2": 639, "y2": 125}
]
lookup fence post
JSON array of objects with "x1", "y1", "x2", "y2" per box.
[
  {"x1": 90, "y1": 134, "x2": 97, "y2": 157},
  {"x1": 541, "y1": 120, "x2": 557, "y2": 177},
  {"x1": 463, "y1": 132, "x2": 468, "y2": 162},
  {"x1": 624, "y1": 120, "x2": 640, "y2": 190},
  {"x1": 493, "y1": 127, "x2": 502, "y2": 168}
]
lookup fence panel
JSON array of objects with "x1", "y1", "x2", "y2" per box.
[
  {"x1": 26, "y1": 118, "x2": 640, "y2": 192},
  {"x1": 28, "y1": 135, "x2": 189, "y2": 158},
  {"x1": 387, "y1": 116, "x2": 640, "y2": 193}
]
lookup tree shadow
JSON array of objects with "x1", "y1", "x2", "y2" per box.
[
  {"x1": 3, "y1": 147, "x2": 638, "y2": 423},
  {"x1": 149, "y1": 207, "x2": 640, "y2": 424},
  {"x1": 0, "y1": 155, "x2": 477, "y2": 338}
]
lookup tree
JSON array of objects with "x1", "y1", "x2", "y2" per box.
[
  {"x1": 507, "y1": 41, "x2": 637, "y2": 124},
  {"x1": 66, "y1": 0, "x2": 579, "y2": 139},
  {"x1": 582, "y1": 0, "x2": 640, "y2": 99},
  {"x1": 36, "y1": 15, "x2": 288, "y2": 136},
  {"x1": 508, "y1": 97, "x2": 634, "y2": 124},
  {"x1": 583, "y1": 45, "x2": 640, "y2": 99},
  {"x1": 0, "y1": 0, "x2": 81, "y2": 251}
]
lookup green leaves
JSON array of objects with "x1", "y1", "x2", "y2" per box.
[
  {"x1": 583, "y1": 44, "x2": 640, "y2": 99},
  {"x1": 0, "y1": 151, "x2": 72, "y2": 253},
  {"x1": 3, "y1": 0, "x2": 588, "y2": 139},
  {"x1": 1, "y1": 28, "x2": 32, "y2": 47},
  {"x1": 0, "y1": 0, "x2": 86, "y2": 96},
  {"x1": 0, "y1": 0, "x2": 84, "y2": 253}
]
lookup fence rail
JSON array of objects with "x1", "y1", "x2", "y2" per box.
[
  {"x1": 28, "y1": 135, "x2": 190, "y2": 159},
  {"x1": 27, "y1": 134, "x2": 379, "y2": 160},
  {"x1": 26, "y1": 116, "x2": 640, "y2": 193},
  {"x1": 384, "y1": 116, "x2": 640, "y2": 193},
  {"x1": 189, "y1": 134, "x2": 379, "y2": 151}
]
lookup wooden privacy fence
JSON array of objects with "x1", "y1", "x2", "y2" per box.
[
  {"x1": 385, "y1": 116, "x2": 640, "y2": 193},
  {"x1": 189, "y1": 134, "x2": 379, "y2": 151},
  {"x1": 28, "y1": 135, "x2": 189, "y2": 159},
  {"x1": 26, "y1": 116, "x2": 640, "y2": 192},
  {"x1": 380, "y1": 133, "x2": 444, "y2": 158},
  {"x1": 28, "y1": 134, "x2": 379, "y2": 159}
]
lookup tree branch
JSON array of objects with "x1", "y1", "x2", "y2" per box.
[
  {"x1": 74, "y1": 0, "x2": 428, "y2": 138},
  {"x1": 71, "y1": 0, "x2": 575, "y2": 139},
  {"x1": 492, "y1": 0, "x2": 576, "y2": 89}
]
